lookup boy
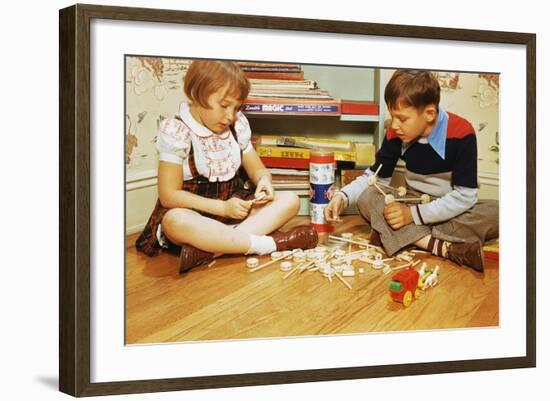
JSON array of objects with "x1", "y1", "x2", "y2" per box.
[{"x1": 324, "y1": 70, "x2": 498, "y2": 272}]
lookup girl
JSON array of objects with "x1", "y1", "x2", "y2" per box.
[{"x1": 136, "y1": 60, "x2": 318, "y2": 273}]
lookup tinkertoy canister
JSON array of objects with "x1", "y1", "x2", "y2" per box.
[{"x1": 309, "y1": 150, "x2": 335, "y2": 233}]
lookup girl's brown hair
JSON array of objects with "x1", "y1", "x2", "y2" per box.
[
  {"x1": 384, "y1": 70, "x2": 440, "y2": 111},
  {"x1": 184, "y1": 60, "x2": 250, "y2": 108}
]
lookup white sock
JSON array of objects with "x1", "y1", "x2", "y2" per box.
[{"x1": 246, "y1": 234, "x2": 277, "y2": 255}]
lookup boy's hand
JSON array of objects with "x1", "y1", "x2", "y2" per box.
[
  {"x1": 383, "y1": 202, "x2": 413, "y2": 229},
  {"x1": 224, "y1": 197, "x2": 252, "y2": 219},
  {"x1": 324, "y1": 193, "x2": 345, "y2": 223}
]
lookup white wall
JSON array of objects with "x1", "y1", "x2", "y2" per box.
[{"x1": 0, "y1": 0, "x2": 546, "y2": 400}]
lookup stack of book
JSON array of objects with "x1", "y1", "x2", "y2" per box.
[
  {"x1": 239, "y1": 62, "x2": 341, "y2": 115},
  {"x1": 239, "y1": 62, "x2": 377, "y2": 203},
  {"x1": 252, "y1": 135, "x2": 356, "y2": 170},
  {"x1": 265, "y1": 168, "x2": 310, "y2": 190}
]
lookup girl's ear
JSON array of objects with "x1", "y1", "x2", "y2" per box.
[{"x1": 424, "y1": 104, "x2": 438, "y2": 123}]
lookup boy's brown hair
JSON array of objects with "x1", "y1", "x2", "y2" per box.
[
  {"x1": 184, "y1": 60, "x2": 250, "y2": 108},
  {"x1": 384, "y1": 70, "x2": 440, "y2": 111}
]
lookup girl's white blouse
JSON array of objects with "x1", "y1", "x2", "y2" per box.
[{"x1": 156, "y1": 103, "x2": 253, "y2": 182}]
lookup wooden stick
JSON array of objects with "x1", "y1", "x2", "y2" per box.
[
  {"x1": 377, "y1": 181, "x2": 396, "y2": 191},
  {"x1": 329, "y1": 235, "x2": 373, "y2": 248},
  {"x1": 334, "y1": 271, "x2": 353, "y2": 290},
  {"x1": 373, "y1": 182, "x2": 386, "y2": 196},
  {"x1": 299, "y1": 260, "x2": 315, "y2": 274},
  {"x1": 373, "y1": 163, "x2": 383, "y2": 177},
  {"x1": 333, "y1": 249, "x2": 366, "y2": 258},
  {"x1": 283, "y1": 263, "x2": 302, "y2": 279},
  {"x1": 394, "y1": 197, "x2": 423, "y2": 202},
  {"x1": 249, "y1": 250, "x2": 297, "y2": 273},
  {"x1": 391, "y1": 259, "x2": 421, "y2": 272}
]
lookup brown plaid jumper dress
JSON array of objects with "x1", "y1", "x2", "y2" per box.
[{"x1": 135, "y1": 124, "x2": 255, "y2": 257}]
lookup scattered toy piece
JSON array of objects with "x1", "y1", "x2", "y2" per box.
[
  {"x1": 246, "y1": 257, "x2": 259, "y2": 269},
  {"x1": 293, "y1": 251, "x2": 306, "y2": 262},
  {"x1": 249, "y1": 249, "x2": 298, "y2": 273},
  {"x1": 279, "y1": 261, "x2": 293, "y2": 272}
]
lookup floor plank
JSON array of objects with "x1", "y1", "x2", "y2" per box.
[{"x1": 126, "y1": 216, "x2": 499, "y2": 344}]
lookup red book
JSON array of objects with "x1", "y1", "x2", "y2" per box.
[
  {"x1": 244, "y1": 71, "x2": 305, "y2": 80},
  {"x1": 341, "y1": 100, "x2": 379, "y2": 115},
  {"x1": 259, "y1": 157, "x2": 310, "y2": 169}
]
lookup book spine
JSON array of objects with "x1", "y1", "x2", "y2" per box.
[
  {"x1": 240, "y1": 66, "x2": 302, "y2": 72},
  {"x1": 260, "y1": 157, "x2": 310, "y2": 169},
  {"x1": 257, "y1": 135, "x2": 353, "y2": 149},
  {"x1": 341, "y1": 101, "x2": 380, "y2": 115},
  {"x1": 256, "y1": 146, "x2": 355, "y2": 162},
  {"x1": 244, "y1": 103, "x2": 340, "y2": 114},
  {"x1": 244, "y1": 71, "x2": 305, "y2": 80},
  {"x1": 237, "y1": 62, "x2": 301, "y2": 69}
]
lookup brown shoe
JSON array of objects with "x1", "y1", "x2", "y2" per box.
[
  {"x1": 178, "y1": 244, "x2": 214, "y2": 273},
  {"x1": 447, "y1": 241, "x2": 484, "y2": 272},
  {"x1": 270, "y1": 225, "x2": 318, "y2": 251}
]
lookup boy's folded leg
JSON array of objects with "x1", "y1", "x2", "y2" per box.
[
  {"x1": 270, "y1": 225, "x2": 318, "y2": 251},
  {"x1": 357, "y1": 187, "x2": 430, "y2": 256},
  {"x1": 178, "y1": 244, "x2": 214, "y2": 274},
  {"x1": 446, "y1": 241, "x2": 484, "y2": 272}
]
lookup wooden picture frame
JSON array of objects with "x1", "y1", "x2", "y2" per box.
[{"x1": 59, "y1": 3, "x2": 536, "y2": 397}]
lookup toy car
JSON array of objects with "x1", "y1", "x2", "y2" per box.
[{"x1": 388, "y1": 266, "x2": 422, "y2": 307}]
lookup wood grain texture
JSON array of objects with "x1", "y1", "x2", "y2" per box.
[{"x1": 126, "y1": 216, "x2": 499, "y2": 344}]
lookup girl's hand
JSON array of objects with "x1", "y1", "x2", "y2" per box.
[
  {"x1": 383, "y1": 202, "x2": 413, "y2": 229},
  {"x1": 324, "y1": 193, "x2": 345, "y2": 223},
  {"x1": 253, "y1": 174, "x2": 274, "y2": 205},
  {"x1": 224, "y1": 197, "x2": 252, "y2": 219}
]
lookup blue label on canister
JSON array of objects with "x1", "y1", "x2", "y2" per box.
[{"x1": 310, "y1": 183, "x2": 334, "y2": 204}]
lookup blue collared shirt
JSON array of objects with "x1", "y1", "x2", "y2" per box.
[{"x1": 402, "y1": 107, "x2": 448, "y2": 160}]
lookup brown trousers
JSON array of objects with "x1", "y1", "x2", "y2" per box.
[{"x1": 356, "y1": 186, "x2": 499, "y2": 256}]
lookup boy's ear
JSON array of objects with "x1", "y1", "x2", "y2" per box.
[{"x1": 424, "y1": 104, "x2": 438, "y2": 123}]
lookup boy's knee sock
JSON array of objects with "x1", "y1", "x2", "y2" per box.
[
  {"x1": 246, "y1": 234, "x2": 277, "y2": 255},
  {"x1": 427, "y1": 237, "x2": 451, "y2": 258}
]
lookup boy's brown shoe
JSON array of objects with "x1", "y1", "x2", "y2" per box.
[
  {"x1": 270, "y1": 225, "x2": 318, "y2": 251},
  {"x1": 447, "y1": 241, "x2": 485, "y2": 272},
  {"x1": 178, "y1": 244, "x2": 214, "y2": 274}
]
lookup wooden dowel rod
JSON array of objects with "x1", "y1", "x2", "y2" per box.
[
  {"x1": 373, "y1": 182, "x2": 386, "y2": 196},
  {"x1": 391, "y1": 259, "x2": 420, "y2": 271},
  {"x1": 328, "y1": 235, "x2": 372, "y2": 247},
  {"x1": 334, "y1": 272, "x2": 353, "y2": 290},
  {"x1": 249, "y1": 250, "x2": 296, "y2": 273}
]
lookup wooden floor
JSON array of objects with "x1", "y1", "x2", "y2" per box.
[{"x1": 126, "y1": 215, "x2": 499, "y2": 345}]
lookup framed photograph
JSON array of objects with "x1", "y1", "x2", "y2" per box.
[{"x1": 59, "y1": 3, "x2": 536, "y2": 397}]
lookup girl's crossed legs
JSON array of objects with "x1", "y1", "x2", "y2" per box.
[{"x1": 161, "y1": 191, "x2": 300, "y2": 254}]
